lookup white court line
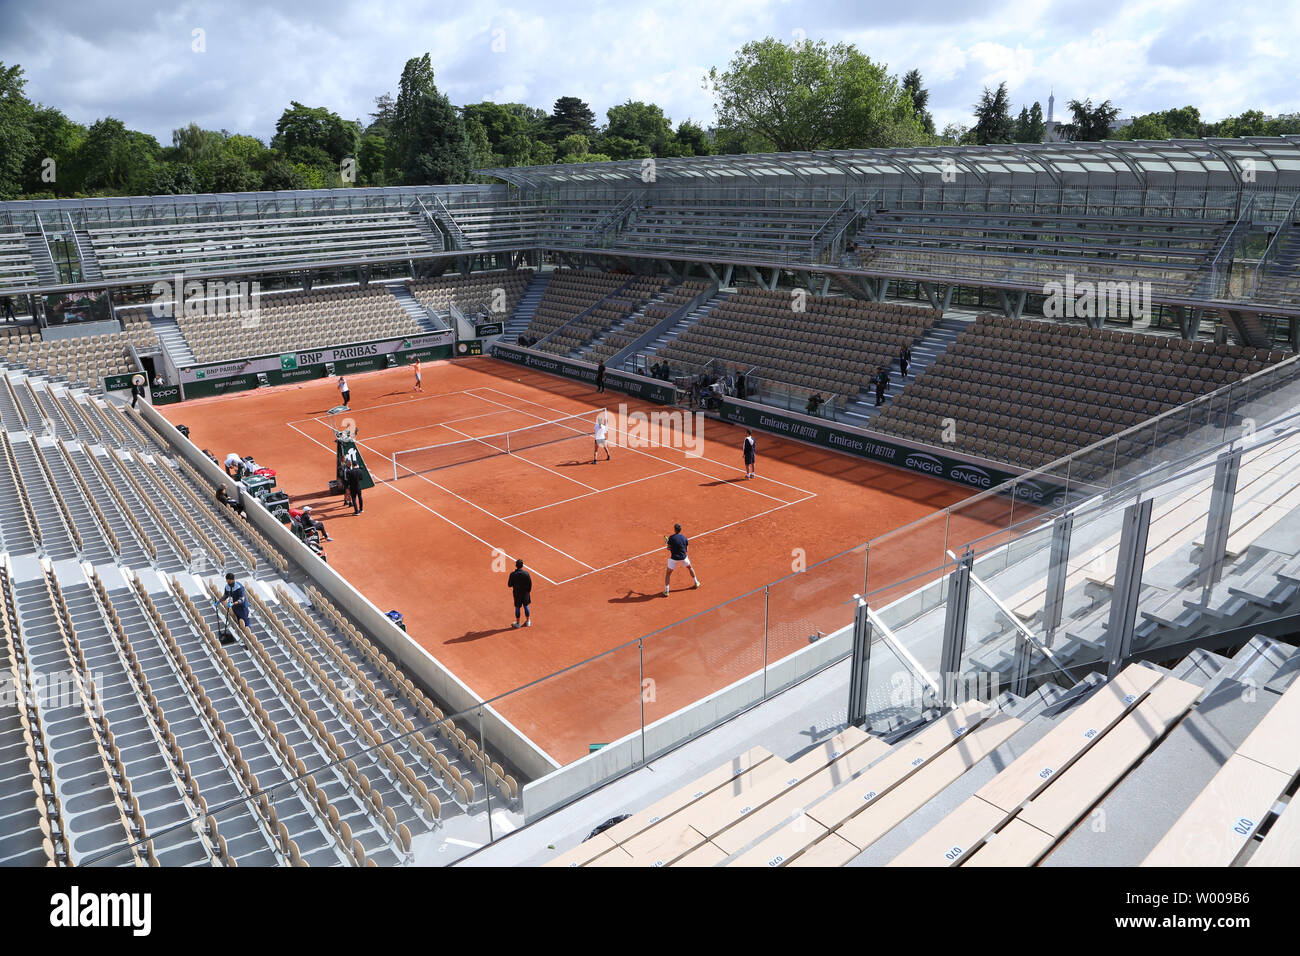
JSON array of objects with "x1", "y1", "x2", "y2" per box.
[
  {"x1": 283, "y1": 419, "x2": 568, "y2": 585},
  {"x1": 285, "y1": 384, "x2": 493, "y2": 425},
  {"x1": 469, "y1": 386, "x2": 816, "y2": 506},
  {"x1": 502, "y1": 465, "x2": 685, "y2": 520},
  {"x1": 549, "y1": 492, "x2": 818, "y2": 586},
  {"x1": 434, "y1": 418, "x2": 600, "y2": 494},
  {"x1": 347, "y1": 432, "x2": 599, "y2": 573},
  {"x1": 349, "y1": 406, "x2": 529, "y2": 443},
  {"x1": 281, "y1": 376, "x2": 821, "y2": 586}
]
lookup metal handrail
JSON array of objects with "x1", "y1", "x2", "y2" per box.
[
  {"x1": 809, "y1": 190, "x2": 859, "y2": 261},
  {"x1": 1202, "y1": 193, "x2": 1255, "y2": 299},
  {"x1": 1251, "y1": 193, "x2": 1300, "y2": 299}
]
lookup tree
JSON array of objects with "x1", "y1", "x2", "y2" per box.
[
  {"x1": 547, "y1": 96, "x2": 597, "y2": 143},
  {"x1": 604, "y1": 100, "x2": 673, "y2": 156},
  {"x1": 143, "y1": 162, "x2": 198, "y2": 195},
  {"x1": 672, "y1": 120, "x2": 712, "y2": 157},
  {"x1": 271, "y1": 102, "x2": 359, "y2": 165},
  {"x1": 77, "y1": 118, "x2": 162, "y2": 193},
  {"x1": 368, "y1": 93, "x2": 396, "y2": 134},
  {"x1": 0, "y1": 62, "x2": 36, "y2": 200},
  {"x1": 555, "y1": 134, "x2": 609, "y2": 164},
  {"x1": 21, "y1": 106, "x2": 86, "y2": 195},
  {"x1": 1012, "y1": 102, "x2": 1045, "y2": 143},
  {"x1": 708, "y1": 37, "x2": 927, "y2": 151},
  {"x1": 971, "y1": 83, "x2": 1014, "y2": 145},
  {"x1": 194, "y1": 154, "x2": 262, "y2": 193},
  {"x1": 388, "y1": 54, "x2": 472, "y2": 184},
  {"x1": 902, "y1": 69, "x2": 935, "y2": 135},
  {"x1": 937, "y1": 123, "x2": 971, "y2": 146},
  {"x1": 171, "y1": 123, "x2": 223, "y2": 166},
  {"x1": 261, "y1": 159, "x2": 307, "y2": 191},
  {"x1": 357, "y1": 132, "x2": 388, "y2": 185},
  {"x1": 1063, "y1": 98, "x2": 1120, "y2": 141}
]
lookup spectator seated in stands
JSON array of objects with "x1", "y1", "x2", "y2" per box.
[
  {"x1": 289, "y1": 505, "x2": 333, "y2": 542},
  {"x1": 216, "y1": 485, "x2": 245, "y2": 517}
]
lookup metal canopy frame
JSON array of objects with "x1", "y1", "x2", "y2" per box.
[{"x1": 478, "y1": 136, "x2": 1300, "y2": 193}]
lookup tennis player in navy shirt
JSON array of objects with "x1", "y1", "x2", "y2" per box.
[{"x1": 663, "y1": 523, "x2": 701, "y2": 596}]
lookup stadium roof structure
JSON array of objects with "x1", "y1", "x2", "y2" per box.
[{"x1": 478, "y1": 136, "x2": 1300, "y2": 192}]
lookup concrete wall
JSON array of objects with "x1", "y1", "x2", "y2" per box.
[{"x1": 136, "y1": 399, "x2": 561, "y2": 782}]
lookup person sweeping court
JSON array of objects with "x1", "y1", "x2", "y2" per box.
[
  {"x1": 663, "y1": 523, "x2": 700, "y2": 596},
  {"x1": 337, "y1": 374, "x2": 351, "y2": 407}
]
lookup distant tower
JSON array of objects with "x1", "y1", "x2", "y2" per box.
[
  {"x1": 1043, "y1": 88, "x2": 1067, "y2": 143},
  {"x1": 1047, "y1": 89, "x2": 1055, "y2": 124}
]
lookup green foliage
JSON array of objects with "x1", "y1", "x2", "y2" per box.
[
  {"x1": 1063, "y1": 98, "x2": 1120, "y2": 141},
  {"x1": 271, "y1": 101, "x2": 360, "y2": 165},
  {"x1": 0, "y1": 62, "x2": 36, "y2": 200},
  {"x1": 902, "y1": 69, "x2": 935, "y2": 135},
  {"x1": 971, "y1": 83, "x2": 1014, "y2": 145},
  {"x1": 388, "y1": 54, "x2": 472, "y2": 184},
  {"x1": 547, "y1": 96, "x2": 598, "y2": 143},
  {"x1": 22, "y1": 106, "x2": 85, "y2": 194},
  {"x1": 1013, "y1": 102, "x2": 1045, "y2": 143},
  {"x1": 708, "y1": 37, "x2": 927, "y2": 151}
]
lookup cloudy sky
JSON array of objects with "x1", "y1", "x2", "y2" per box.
[{"x1": 1, "y1": 0, "x2": 1296, "y2": 144}]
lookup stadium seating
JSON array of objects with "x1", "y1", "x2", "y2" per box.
[
  {"x1": 615, "y1": 196, "x2": 849, "y2": 261},
  {"x1": 654, "y1": 289, "x2": 941, "y2": 407},
  {"x1": 871, "y1": 314, "x2": 1284, "y2": 470},
  {"x1": 540, "y1": 276, "x2": 669, "y2": 357},
  {"x1": 0, "y1": 366, "x2": 523, "y2": 867},
  {"x1": 1, "y1": 318, "x2": 158, "y2": 389},
  {"x1": 521, "y1": 270, "x2": 629, "y2": 344},
  {"x1": 844, "y1": 206, "x2": 1233, "y2": 296},
  {"x1": 581, "y1": 279, "x2": 714, "y2": 364},
  {"x1": 0, "y1": 230, "x2": 40, "y2": 293},
  {"x1": 124, "y1": 285, "x2": 422, "y2": 365},
  {"x1": 85, "y1": 210, "x2": 437, "y2": 282},
  {"x1": 407, "y1": 269, "x2": 532, "y2": 322}
]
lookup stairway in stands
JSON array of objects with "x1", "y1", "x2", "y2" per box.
[
  {"x1": 23, "y1": 234, "x2": 58, "y2": 285},
  {"x1": 501, "y1": 272, "x2": 551, "y2": 342},
  {"x1": 150, "y1": 315, "x2": 197, "y2": 367},
  {"x1": 74, "y1": 229, "x2": 104, "y2": 281},
  {"x1": 642, "y1": 290, "x2": 729, "y2": 363},
  {"x1": 577, "y1": 284, "x2": 677, "y2": 361},
  {"x1": 842, "y1": 314, "x2": 971, "y2": 426},
  {"x1": 412, "y1": 214, "x2": 446, "y2": 254},
  {"x1": 386, "y1": 283, "x2": 447, "y2": 333}
]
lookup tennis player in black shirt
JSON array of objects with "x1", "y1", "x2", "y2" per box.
[
  {"x1": 508, "y1": 558, "x2": 532, "y2": 628},
  {"x1": 663, "y1": 523, "x2": 701, "y2": 596}
]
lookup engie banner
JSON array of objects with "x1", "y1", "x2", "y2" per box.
[
  {"x1": 717, "y1": 397, "x2": 1083, "y2": 508},
  {"x1": 491, "y1": 343, "x2": 679, "y2": 405}
]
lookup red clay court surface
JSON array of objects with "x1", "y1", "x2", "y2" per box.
[{"x1": 165, "y1": 357, "x2": 1021, "y2": 763}]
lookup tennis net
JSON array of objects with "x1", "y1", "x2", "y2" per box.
[{"x1": 392, "y1": 409, "x2": 606, "y2": 479}]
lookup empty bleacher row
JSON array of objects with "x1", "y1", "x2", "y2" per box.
[
  {"x1": 544, "y1": 647, "x2": 1300, "y2": 867},
  {"x1": 85, "y1": 210, "x2": 439, "y2": 283},
  {"x1": 655, "y1": 289, "x2": 941, "y2": 406},
  {"x1": 0, "y1": 368, "x2": 523, "y2": 866},
  {"x1": 522, "y1": 270, "x2": 629, "y2": 345},
  {"x1": 0, "y1": 230, "x2": 39, "y2": 294},
  {"x1": 541, "y1": 276, "x2": 669, "y2": 357},
  {"x1": 846, "y1": 207, "x2": 1232, "y2": 296},
  {"x1": 872, "y1": 314, "x2": 1284, "y2": 471},
  {"x1": 407, "y1": 269, "x2": 532, "y2": 322},
  {"x1": 614, "y1": 196, "x2": 848, "y2": 261},
  {"x1": 1, "y1": 314, "x2": 158, "y2": 389},
  {"x1": 118, "y1": 285, "x2": 422, "y2": 365},
  {"x1": 581, "y1": 280, "x2": 714, "y2": 365}
]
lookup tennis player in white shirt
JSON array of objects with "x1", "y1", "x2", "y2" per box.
[{"x1": 591, "y1": 412, "x2": 611, "y2": 463}]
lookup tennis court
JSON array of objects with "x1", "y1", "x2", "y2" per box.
[{"x1": 164, "y1": 357, "x2": 1020, "y2": 762}]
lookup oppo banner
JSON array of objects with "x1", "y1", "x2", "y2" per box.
[
  {"x1": 717, "y1": 397, "x2": 1081, "y2": 507},
  {"x1": 491, "y1": 344, "x2": 678, "y2": 405}
]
